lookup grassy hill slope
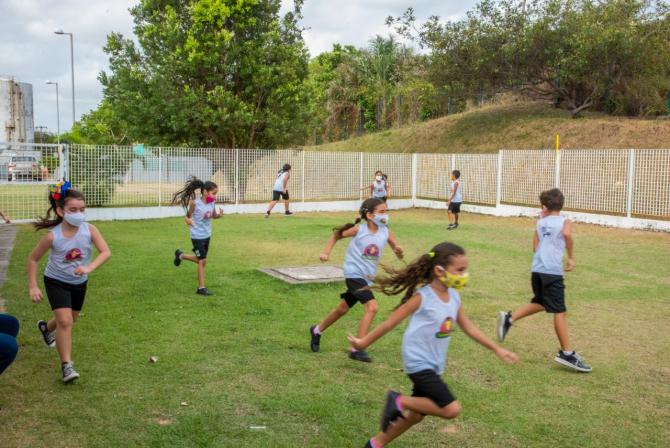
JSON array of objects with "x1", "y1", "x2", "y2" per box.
[{"x1": 303, "y1": 101, "x2": 670, "y2": 153}]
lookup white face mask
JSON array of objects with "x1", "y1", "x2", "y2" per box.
[
  {"x1": 64, "y1": 212, "x2": 86, "y2": 227},
  {"x1": 372, "y1": 213, "x2": 389, "y2": 227},
  {"x1": 375, "y1": 176, "x2": 382, "y2": 181}
]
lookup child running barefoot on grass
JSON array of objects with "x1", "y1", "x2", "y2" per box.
[
  {"x1": 348, "y1": 242, "x2": 518, "y2": 448},
  {"x1": 28, "y1": 181, "x2": 111, "y2": 383},
  {"x1": 172, "y1": 177, "x2": 223, "y2": 296},
  {"x1": 496, "y1": 188, "x2": 592, "y2": 372},
  {"x1": 309, "y1": 198, "x2": 404, "y2": 362}
]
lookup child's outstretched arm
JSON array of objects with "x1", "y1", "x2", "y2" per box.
[
  {"x1": 27, "y1": 233, "x2": 54, "y2": 303},
  {"x1": 320, "y1": 225, "x2": 358, "y2": 262},
  {"x1": 387, "y1": 230, "x2": 404, "y2": 259},
  {"x1": 349, "y1": 293, "x2": 421, "y2": 350},
  {"x1": 457, "y1": 308, "x2": 519, "y2": 364},
  {"x1": 74, "y1": 225, "x2": 111, "y2": 276},
  {"x1": 563, "y1": 219, "x2": 574, "y2": 271}
]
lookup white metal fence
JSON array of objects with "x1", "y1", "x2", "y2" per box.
[{"x1": 0, "y1": 143, "x2": 668, "y2": 225}]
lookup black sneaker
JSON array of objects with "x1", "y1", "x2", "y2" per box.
[
  {"x1": 496, "y1": 311, "x2": 512, "y2": 342},
  {"x1": 285, "y1": 211, "x2": 294, "y2": 216},
  {"x1": 196, "y1": 287, "x2": 213, "y2": 296},
  {"x1": 554, "y1": 351, "x2": 592, "y2": 372},
  {"x1": 309, "y1": 325, "x2": 321, "y2": 352},
  {"x1": 62, "y1": 362, "x2": 80, "y2": 383},
  {"x1": 447, "y1": 223, "x2": 455, "y2": 230},
  {"x1": 452, "y1": 223, "x2": 459, "y2": 229},
  {"x1": 349, "y1": 350, "x2": 372, "y2": 363},
  {"x1": 380, "y1": 390, "x2": 405, "y2": 432},
  {"x1": 174, "y1": 249, "x2": 183, "y2": 267},
  {"x1": 37, "y1": 320, "x2": 56, "y2": 348}
]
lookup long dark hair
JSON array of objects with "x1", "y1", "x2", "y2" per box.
[
  {"x1": 34, "y1": 189, "x2": 86, "y2": 231},
  {"x1": 375, "y1": 242, "x2": 466, "y2": 308},
  {"x1": 333, "y1": 197, "x2": 385, "y2": 238},
  {"x1": 171, "y1": 176, "x2": 218, "y2": 209}
]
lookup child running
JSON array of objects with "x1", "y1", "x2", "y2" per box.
[
  {"x1": 496, "y1": 188, "x2": 592, "y2": 372},
  {"x1": 368, "y1": 171, "x2": 391, "y2": 202},
  {"x1": 348, "y1": 242, "x2": 518, "y2": 448},
  {"x1": 310, "y1": 198, "x2": 404, "y2": 362},
  {"x1": 447, "y1": 170, "x2": 462, "y2": 230},
  {"x1": 265, "y1": 163, "x2": 293, "y2": 218},
  {"x1": 27, "y1": 181, "x2": 111, "y2": 383},
  {"x1": 172, "y1": 177, "x2": 223, "y2": 296}
]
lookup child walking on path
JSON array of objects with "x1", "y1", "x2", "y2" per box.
[
  {"x1": 172, "y1": 177, "x2": 223, "y2": 296},
  {"x1": 27, "y1": 181, "x2": 111, "y2": 383},
  {"x1": 349, "y1": 242, "x2": 518, "y2": 448},
  {"x1": 309, "y1": 198, "x2": 404, "y2": 362},
  {"x1": 496, "y1": 188, "x2": 592, "y2": 372},
  {"x1": 265, "y1": 164, "x2": 293, "y2": 217},
  {"x1": 447, "y1": 170, "x2": 462, "y2": 230}
]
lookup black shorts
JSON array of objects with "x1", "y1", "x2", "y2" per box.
[
  {"x1": 191, "y1": 238, "x2": 210, "y2": 260},
  {"x1": 340, "y1": 278, "x2": 375, "y2": 308},
  {"x1": 272, "y1": 190, "x2": 289, "y2": 201},
  {"x1": 531, "y1": 272, "x2": 566, "y2": 313},
  {"x1": 44, "y1": 276, "x2": 88, "y2": 311},
  {"x1": 408, "y1": 369, "x2": 456, "y2": 408},
  {"x1": 448, "y1": 202, "x2": 462, "y2": 213}
]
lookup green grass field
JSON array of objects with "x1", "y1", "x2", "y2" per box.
[{"x1": 1, "y1": 210, "x2": 669, "y2": 447}]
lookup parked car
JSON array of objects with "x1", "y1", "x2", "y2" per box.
[{"x1": 8, "y1": 155, "x2": 40, "y2": 181}]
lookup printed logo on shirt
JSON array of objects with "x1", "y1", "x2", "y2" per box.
[
  {"x1": 362, "y1": 244, "x2": 380, "y2": 260},
  {"x1": 540, "y1": 226, "x2": 551, "y2": 237},
  {"x1": 65, "y1": 248, "x2": 83, "y2": 262},
  {"x1": 435, "y1": 316, "x2": 455, "y2": 339},
  {"x1": 203, "y1": 211, "x2": 213, "y2": 220}
]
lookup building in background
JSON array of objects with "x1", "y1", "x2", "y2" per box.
[{"x1": 0, "y1": 77, "x2": 34, "y2": 143}]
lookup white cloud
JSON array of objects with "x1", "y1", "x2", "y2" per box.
[{"x1": 1, "y1": 0, "x2": 478, "y2": 134}]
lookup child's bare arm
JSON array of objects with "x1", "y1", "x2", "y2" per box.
[
  {"x1": 563, "y1": 219, "x2": 575, "y2": 271},
  {"x1": 74, "y1": 225, "x2": 111, "y2": 276},
  {"x1": 387, "y1": 230, "x2": 404, "y2": 259},
  {"x1": 457, "y1": 308, "x2": 519, "y2": 363},
  {"x1": 27, "y1": 233, "x2": 53, "y2": 302},
  {"x1": 320, "y1": 225, "x2": 358, "y2": 261},
  {"x1": 349, "y1": 293, "x2": 422, "y2": 349},
  {"x1": 532, "y1": 229, "x2": 539, "y2": 252}
]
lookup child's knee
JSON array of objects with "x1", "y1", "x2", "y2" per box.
[
  {"x1": 56, "y1": 316, "x2": 73, "y2": 329},
  {"x1": 199, "y1": 259, "x2": 207, "y2": 266},
  {"x1": 440, "y1": 401, "x2": 461, "y2": 419}
]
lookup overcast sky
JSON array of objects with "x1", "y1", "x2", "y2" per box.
[{"x1": 0, "y1": 0, "x2": 479, "y2": 134}]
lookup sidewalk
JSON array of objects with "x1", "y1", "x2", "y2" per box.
[{"x1": 0, "y1": 224, "x2": 18, "y2": 311}]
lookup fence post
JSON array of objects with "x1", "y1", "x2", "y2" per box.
[
  {"x1": 301, "y1": 150, "x2": 305, "y2": 203},
  {"x1": 235, "y1": 148, "x2": 240, "y2": 205},
  {"x1": 496, "y1": 151, "x2": 503, "y2": 208},
  {"x1": 158, "y1": 147, "x2": 162, "y2": 207},
  {"x1": 451, "y1": 154, "x2": 456, "y2": 172},
  {"x1": 411, "y1": 153, "x2": 418, "y2": 205},
  {"x1": 626, "y1": 149, "x2": 635, "y2": 218},
  {"x1": 58, "y1": 144, "x2": 67, "y2": 180},
  {"x1": 359, "y1": 152, "x2": 364, "y2": 201},
  {"x1": 554, "y1": 149, "x2": 561, "y2": 189}
]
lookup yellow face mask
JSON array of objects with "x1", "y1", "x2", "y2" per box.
[{"x1": 439, "y1": 271, "x2": 469, "y2": 290}]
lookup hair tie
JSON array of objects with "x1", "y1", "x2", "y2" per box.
[
  {"x1": 428, "y1": 251, "x2": 435, "y2": 258},
  {"x1": 49, "y1": 179, "x2": 71, "y2": 201}
]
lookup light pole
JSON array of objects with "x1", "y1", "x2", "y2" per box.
[
  {"x1": 46, "y1": 81, "x2": 60, "y2": 145},
  {"x1": 54, "y1": 29, "x2": 75, "y2": 128}
]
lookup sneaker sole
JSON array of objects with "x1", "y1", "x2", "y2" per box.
[
  {"x1": 62, "y1": 373, "x2": 80, "y2": 383},
  {"x1": 496, "y1": 311, "x2": 506, "y2": 342},
  {"x1": 380, "y1": 391, "x2": 402, "y2": 432},
  {"x1": 553, "y1": 356, "x2": 592, "y2": 372}
]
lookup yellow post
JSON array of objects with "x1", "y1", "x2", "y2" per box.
[{"x1": 556, "y1": 133, "x2": 560, "y2": 154}]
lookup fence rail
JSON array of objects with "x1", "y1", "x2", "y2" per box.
[{"x1": 0, "y1": 142, "x2": 668, "y2": 224}]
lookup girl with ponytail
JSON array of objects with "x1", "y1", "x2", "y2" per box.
[
  {"x1": 27, "y1": 180, "x2": 111, "y2": 383},
  {"x1": 172, "y1": 176, "x2": 223, "y2": 296},
  {"x1": 309, "y1": 197, "x2": 404, "y2": 363},
  {"x1": 348, "y1": 242, "x2": 518, "y2": 448}
]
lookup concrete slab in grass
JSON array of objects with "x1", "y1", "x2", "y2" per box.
[{"x1": 259, "y1": 265, "x2": 344, "y2": 284}]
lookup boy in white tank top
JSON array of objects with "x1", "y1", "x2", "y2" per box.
[
  {"x1": 496, "y1": 188, "x2": 592, "y2": 372},
  {"x1": 447, "y1": 170, "x2": 462, "y2": 230}
]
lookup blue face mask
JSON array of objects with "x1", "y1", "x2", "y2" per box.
[
  {"x1": 372, "y1": 213, "x2": 389, "y2": 227},
  {"x1": 64, "y1": 212, "x2": 86, "y2": 227}
]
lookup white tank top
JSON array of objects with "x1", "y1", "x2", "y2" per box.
[
  {"x1": 342, "y1": 223, "x2": 389, "y2": 284},
  {"x1": 44, "y1": 223, "x2": 92, "y2": 285},
  {"x1": 451, "y1": 180, "x2": 462, "y2": 203},
  {"x1": 273, "y1": 171, "x2": 288, "y2": 191},
  {"x1": 372, "y1": 179, "x2": 387, "y2": 198},
  {"x1": 190, "y1": 199, "x2": 216, "y2": 239},
  {"x1": 532, "y1": 215, "x2": 567, "y2": 276}
]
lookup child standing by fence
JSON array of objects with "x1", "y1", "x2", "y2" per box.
[
  {"x1": 265, "y1": 164, "x2": 293, "y2": 217},
  {"x1": 447, "y1": 170, "x2": 462, "y2": 230},
  {"x1": 349, "y1": 242, "x2": 518, "y2": 447},
  {"x1": 367, "y1": 171, "x2": 391, "y2": 202},
  {"x1": 496, "y1": 188, "x2": 592, "y2": 372},
  {"x1": 309, "y1": 198, "x2": 404, "y2": 362},
  {"x1": 28, "y1": 181, "x2": 111, "y2": 383},
  {"x1": 172, "y1": 177, "x2": 223, "y2": 296}
]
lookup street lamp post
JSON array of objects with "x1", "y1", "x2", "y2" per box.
[
  {"x1": 54, "y1": 29, "x2": 75, "y2": 127},
  {"x1": 46, "y1": 81, "x2": 60, "y2": 145}
]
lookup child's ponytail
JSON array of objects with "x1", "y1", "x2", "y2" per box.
[
  {"x1": 171, "y1": 176, "x2": 205, "y2": 209},
  {"x1": 333, "y1": 197, "x2": 384, "y2": 238},
  {"x1": 375, "y1": 242, "x2": 466, "y2": 308},
  {"x1": 34, "y1": 181, "x2": 85, "y2": 230}
]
